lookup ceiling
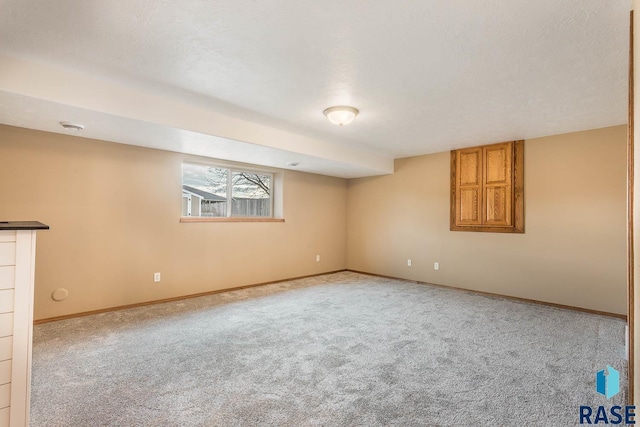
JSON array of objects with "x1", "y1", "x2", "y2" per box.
[{"x1": 0, "y1": 1, "x2": 630, "y2": 178}]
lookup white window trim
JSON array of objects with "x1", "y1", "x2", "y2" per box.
[{"x1": 181, "y1": 161, "x2": 281, "y2": 221}]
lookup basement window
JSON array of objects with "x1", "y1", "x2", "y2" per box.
[{"x1": 181, "y1": 163, "x2": 282, "y2": 222}]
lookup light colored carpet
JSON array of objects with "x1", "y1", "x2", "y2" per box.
[{"x1": 31, "y1": 272, "x2": 627, "y2": 426}]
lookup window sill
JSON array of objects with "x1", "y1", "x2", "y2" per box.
[{"x1": 180, "y1": 217, "x2": 285, "y2": 223}]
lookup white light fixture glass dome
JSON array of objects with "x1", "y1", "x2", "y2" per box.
[
  {"x1": 59, "y1": 121, "x2": 85, "y2": 131},
  {"x1": 323, "y1": 106, "x2": 359, "y2": 126}
]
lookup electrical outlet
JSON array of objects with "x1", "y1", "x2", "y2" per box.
[
  {"x1": 154, "y1": 272, "x2": 161, "y2": 282},
  {"x1": 434, "y1": 262, "x2": 439, "y2": 270},
  {"x1": 316, "y1": 254, "x2": 320, "y2": 262},
  {"x1": 407, "y1": 259, "x2": 412, "y2": 267}
]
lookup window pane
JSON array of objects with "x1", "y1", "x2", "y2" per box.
[
  {"x1": 182, "y1": 164, "x2": 228, "y2": 217},
  {"x1": 231, "y1": 172, "x2": 271, "y2": 217}
]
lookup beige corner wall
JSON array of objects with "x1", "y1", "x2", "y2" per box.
[
  {"x1": 347, "y1": 125, "x2": 627, "y2": 315},
  {"x1": 0, "y1": 125, "x2": 347, "y2": 320},
  {"x1": 0, "y1": 123, "x2": 627, "y2": 319}
]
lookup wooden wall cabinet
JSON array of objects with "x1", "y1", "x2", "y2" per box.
[{"x1": 450, "y1": 140, "x2": 524, "y2": 233}]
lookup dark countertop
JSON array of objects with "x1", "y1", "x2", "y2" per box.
[{"x1": 0, "y1": 221, "x2": 49, "y2": 230}]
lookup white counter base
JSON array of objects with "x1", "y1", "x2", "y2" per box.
[{"x1": 0, "y1": 230, "x2": 37, "y2": 427}]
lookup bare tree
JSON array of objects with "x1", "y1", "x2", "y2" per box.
[
  {"x1": 203, "y1": 167, "x2": 228, "y2": 195},
  {"x1": 203, "y1": 168, "x2": 270, "y2": 198},
  {"x1": 233, "y1": 172, "x2": 270, "y2": 197}
]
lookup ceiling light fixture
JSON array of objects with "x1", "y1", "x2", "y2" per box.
[
  {"x1": 286, "y1": 162, "x2": 300, "y2": 167},
  {"x1": 59, "y1": 121, "x2": 85, "y2": 131},
  {"x1": 323, "y1": 106, "x2": 359, "y2": 126}
]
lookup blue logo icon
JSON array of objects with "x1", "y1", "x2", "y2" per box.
[{"x1": 596, "y1": 365, "x2": 620, "y2": 400}]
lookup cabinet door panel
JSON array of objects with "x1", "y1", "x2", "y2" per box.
[
  {"x1": 459, "y1": 150, "x2": 482, "y2": 185},
  {"x1": 485, "y1": 144, "x2": 510, "y2": 184},
  {"x1": 459, "y1": 188, "x2": 481, "y2": 222},
  {"x1": 455, "y1": 148, "x2": 483, "y2": 226},
  {"x1": 483, "y1": 143, "x2": 512, "y2": 226},
  {"x1": 485, "y1": 186, "x2": 512, "y2": 225}
]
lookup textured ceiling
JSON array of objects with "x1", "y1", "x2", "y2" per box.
[{"x1": 0, "y1": 1, "x2": 630, "y2": 177}]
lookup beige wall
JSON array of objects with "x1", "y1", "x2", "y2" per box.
[
  {"x1": 0, "y1": 125, "x2": 347, "y2": 320},
  {"x1": 347, "y1": 126, "x2": 628, "y2": 315},
  {"x1": 0, "y1": 124, "x2": 628, "y2": 319}
]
